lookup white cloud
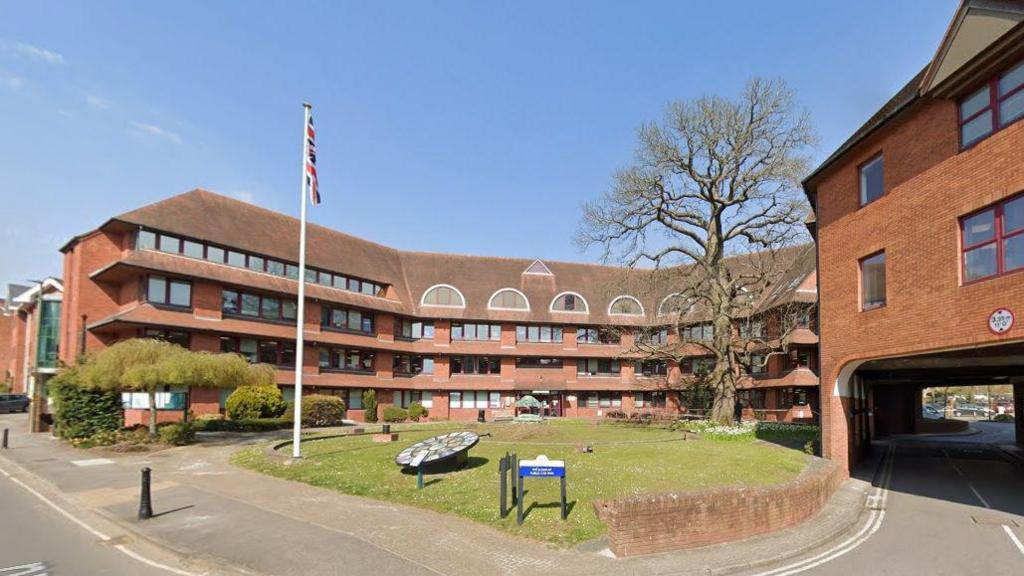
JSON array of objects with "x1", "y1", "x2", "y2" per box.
[
  {"x1": 2, "y1": 75, "x2": 24, "y2": 90},
  {"x1": 14, "y1": 42, "x2": 64, "y2": 65},
  {"x1": 130, "y1": 121, "x2": 183, "y2": 145},
  {"x1": 232, "y1": 191, "x2": 256, "y2": 203},
  {"x1": 85, "y1": 94, "x2": 110, "y2": 109}
]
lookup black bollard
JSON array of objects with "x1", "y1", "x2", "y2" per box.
[
  {"x1": 510, "y1": 453, "x2": 517, "y2": 506},
  {"x1": 498, "y1": 456, "x2": 507, "y2": 518},
  {"x1": 2, "y1": 428, "x2": 8, "y2": 449},
  {"x1": 560, "y1": 475, "x2": 568, "y2": 520},
  {"x1": 138, "y1": 467, "x2": 153, "y2": 520},
  {"x1": 516, "y1": 469, "x2": 524, "y2": 525}
]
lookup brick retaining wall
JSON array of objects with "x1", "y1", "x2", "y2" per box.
[{"x1": 593, "y1": 457, "x2": 843, "y2": 557}]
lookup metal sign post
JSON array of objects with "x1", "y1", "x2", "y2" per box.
[{"x1": 516, "y1": 455, "x2": 567, "y2": 525}]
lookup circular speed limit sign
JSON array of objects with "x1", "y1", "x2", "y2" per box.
[{"x1": 988, "y1": 308, "x2": 1015, "y2": 335}]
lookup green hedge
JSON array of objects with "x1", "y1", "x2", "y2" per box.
[
  {"x1": 408, "y1": 402, "x2": 427, "y2": 422},
  {"x1": 382, "y1": 406, "x2": 408, "y2": 423},
  {"x1": 193, "y1": 417, "x2": 292, "y2": 432},
  {"x1": 51, "y1": 375, "x2": 124, "y2": 440},
  {"x1": 158, "y1": 422, "x2": 196, "y2": 445},
  {"x1": 302, "y1": 394, "x2": 345, "y2": 427},
  {"x1": 225, "y1": 385, "x2": 287, "y2": 420}
]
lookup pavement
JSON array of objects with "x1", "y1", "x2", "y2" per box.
[{"x1": 0, "y1": 412, "x2": 873, "y2": 576}]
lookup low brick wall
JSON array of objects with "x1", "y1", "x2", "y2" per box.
[
  {"x1": 917, "y1": 418, "x2": 969, "y2": 434},
  {"x1": 593, "y1": 457, "x2": 843, "y2": 557}
]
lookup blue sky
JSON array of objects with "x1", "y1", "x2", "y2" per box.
[{"x1": 0, "y1": 0, "x2": 956, "y2": 290}]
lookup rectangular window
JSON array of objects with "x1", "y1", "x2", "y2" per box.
[
  {"x1": 859, "y1": 154, "x2": 884, "y2": 206},
  {"x1": 576, "y1": 358, "x2": 620, "y2": 376},
  {"x1": 635, "y1": 391, "x2": 667, "y2": 409},
  {"x1": 241, "y1": 293, "x2": 260, "y2": 316},
  {"x1": 634, "y1": 360, "x2": 668, "y2": 377},
  {"x1": 750, "y1": 354, "x2": 766, "y2": 375},
  {"x1": 517, "y1": 325, "x2": 563, "y2": 343},
  {"x1": 146, "y1": 275, "x2": 191, "y2": 308},
  {"x1": 860, "y1": 251, "x2": 886, "y2": 310},
  {"x1": 267, "y1": 260, "x2": 285, "y2": 276},
  {"x1": 321, "y1": 305, "x2": 374, "y2": 335},
  {"x1": 450, "y1": 391, "x2": 462, "y2": 408},
  {"x1": 260, "y1": 298, "x2": 280, "y2": 320},
  {"x1": 285, "y1": 264, "x2": 300, "y2": 280},
  {"x1": 451, "y1": 356, "x2": 501, "y2": 375},
  {"x1": 393, "y1": 354, "x2": 432, "y2": 375},
  {"x1": 585, "y1": 392, "x2": 620, "y2": 408},
  {"x1": 348, "y1": 388, "x2": 364, "y2": 410},
  {"x1": 514, "y1": 357, "x2": 563, "y2": 369},
  {"x1": 452, "y1": 323, "x2": 500, "y2": 341},
  {"x1": 397, "y1": 319, "x2": 435, "y2": 340},
  {"x1": 227, "y1": 251, "x2": 246, "y2": 267},
  {"x1": 961, "y1": 195, "x2": 1024, "y2": 282},
  {"x1": 158, "y1": 234, "x2": 181, "y2": 254},
  {"x1": 282, "y1": 300, "x2": 297, "y2": 320},
  {"x1": 959, "y1": 60, "x2": 1024, "y2": 148},
  {"x1": 183, "y1": 240, "x2": 204, "y2": 259},
  {"x1": 136, "y1": 230, "x2": 156, "y2": 250},
  {"x1": 681, "y1": 323, "x2": 714, "y2": 342},
  {"x1": 206, "y1": 245, "x2": 225, "y2": 263},
  {"x1": 247, "y1": 255, "x2": 265, "y2": 272}
]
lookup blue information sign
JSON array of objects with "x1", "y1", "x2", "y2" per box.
[{"x1": 520, "y1": 465, "x2": 565, "y2": 477}]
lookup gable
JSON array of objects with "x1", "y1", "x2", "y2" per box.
[{"x1": 923, "y1": 2, "x2": 1024, "y2": 93}]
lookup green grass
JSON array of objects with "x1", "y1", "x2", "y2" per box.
[{"x1": 232, "y1": 420, "x2": 808, "y2": 546}]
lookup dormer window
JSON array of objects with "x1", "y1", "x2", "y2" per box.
[
  {"x1": 550, "y1": 292, "x2": 588, "y2": 313},
  {"x1": 959, "y1": 60, "x2": 1024, "y2": 149}
]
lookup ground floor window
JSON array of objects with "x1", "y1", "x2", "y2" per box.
[
  {"x1": 635, "y1": 391, "x2": 667, "y2": 408},
  {"x1": 450, "y1": 390, "x2": 499, "y2": 409},
  {"x1": 585, "y1": 392, "x2": 621, "y2": 408},
  {"x1": 399, "y1": 390, "x2": 433, "y2": 409},
  {"x1": 347, "y1": 388, "x2": 364, "y2": 410},
  {"x1": 780, "y1": 387, "x2": 809, "y2": 408},
  {"x1": 122, "y1": 390, "x2": 187, "y2": 410},
  {"x1": 737, "y1": 389, "x2": 766, "y2": 409}
]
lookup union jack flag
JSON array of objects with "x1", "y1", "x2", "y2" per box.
[{"x1": 306, "y1": 113, "x2": 320, "y2": 205}]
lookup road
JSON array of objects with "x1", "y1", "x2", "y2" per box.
[
  {"x1": 746, "y1": 424, "x2": 1024, "y2": 576},
  {"x1": 0, "y1": 471, "x2": 177, "y2": 576}
]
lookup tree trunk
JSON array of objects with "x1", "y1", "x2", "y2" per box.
[{"x1": 148, "y1": 390, "x2": 158, "y2": 439}]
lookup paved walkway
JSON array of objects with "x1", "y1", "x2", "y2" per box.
[{"x1": 0, "y1": 413, "x2": 869, "y2": 576}]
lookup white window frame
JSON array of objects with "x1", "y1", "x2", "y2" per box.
[
  {"x1": 607, "y1": 295, "x2": 645, "y2": 316},
  {"x1": 549, "y1": 291, "x2": 589, "y2": 314},
  {"x1": 420, "y1": 284, "x2": 466, "y2": 308},
  {"x1": 487, "y1": 288, "x2": 531, "y2": 311}
]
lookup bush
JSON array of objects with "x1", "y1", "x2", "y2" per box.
[
  {"x1": 382, "y1": 406, "x2": 408, "y2": 423},
  {"x1": 225, "y1": 385, "x2": 287, "y2": 420},
  {"x1": 302, "y1": 394, "x2": 345, "y2": 427},
  {"x1": 362, "y1": 390, "x2": 378, "y2": 423},
  {"x1": 408, "y1": 402, "x2": 428, "y2": 422},
  {"x1": 50, "y1": 372, "x2": 124, "y2": 440},
  {"x1": 994, "y1": 413, "x2": 1015, "y2": 422},
  {"x1": 158, "y1": 422, "x2": 196, "y2": 445},
  {"x1": 193, "y1": 417, "x2": 292, "y2": 432}
]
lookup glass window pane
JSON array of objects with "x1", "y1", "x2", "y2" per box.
[
  {"x1": 961, "y1": 85, "x2": 991, "y2": 118},
  {"x1": 422, "y1": 357, "x2": 434, "y2": 375},
  {"x1": 137, "y1": 230, "x2": 156, "y2": 250},
  {"x1": 147, "y1": 276, "x2": 166, "y2": 303},
  {"x1": 1004, "y1": 234, "x2": 1024, "y2": 272},
  {"x1": 490, "y1": 325, "x2": 500, "y2": 341},
  {"x1": 206, "y1": 246, "x2": 224, "y2": 263},
  {"x1": 227, "y1": 251, "x2": 246, "y2": 267},
  {"x1": 552, "y1": 327, "x2": 563, "y2": 342},
  {"x1": 450, "y1": 392, "x2": 461, "y2": 409},
  {"x1": 859, "y1": 156, "x2": 884, "y2": 205},
  {"x1": 169, "y1": 281, "x2": 190, "y2": 307},
  {"x1": 241, "y1": 293, "x2": 260, "y2": 316},
  {"x1": 259, "y1": 341, "x2": 279, "y2": 364},
  {"x1": 965, "y1": 244, "x2": 997, "y2": 281},
  {"x1": 285, "y1": 264, "x2": 299, "y2": 279},
  {"x1": 346, "y1": 278, "x2": 359, "y2": 292},
  {"x1": 1005, "y1": 196, "x2": 1024, "y2": 233},
  {"x1": 516, "y1": 326, "x2": 526, "y2": 341},
  {"x1": 305, "y1": 269, "x2": 317, "y2": 283},
  {"x1": 963, "y1": 209, "x2": 996, "y2": 246},
  {"x1": 158, "y1": 235, "x2": 180, "y2": 254},
  {"x1": 261, "y1": 298, "x2": 280, "y2": 320},
  {"x1": 362, "y1": 316, "x2": 373, "y2": 333},
  {"x1": 1000, "y1": 89, "x2": 1024, "y2": 127},
  {"x1": 247, "y1": 255, "x2": 264, "y2": 271},
  {"x1": 222, "y1": 290, "x2": 239, "y2": 313},
  {"x1": 348, "y1": 311, "x2": 362, "y2": 331},
  {"x1": 423, "y1": 323, "x2": 434, "y2": 339},
  {"x1": 282, "y1": 300, "x2": 297, "y2": 320},
  {"x1": 267, "y1": 260, "x2": 285, "y2": 276},
  {"x1": 333, "y1": 275, "x2": 347, "y2": 289},
  {"x1": 961, "y1": 110, "x2": 993, "y2": 147},
  {"x1": 318, "y1": 271, "x2": 332, "y2": 286},
  {"x1": 349, "y1": 389, "x2": 363, "y2": 410},
  {"x1": 361, "y1": 282, "x2": 375, "y2": 296},
  {"x1": 239, "y1": 339, "x2": 258, "y2": 362},
  {"x1": 999, "y1": 61, "x2": 1024, "y2": 96},
  {"x1": 183, "y1": 240, "x2": 204, "y2": 258},
  {"x1": 861, "y1": 253, "x2": 886, "y2": 308}
]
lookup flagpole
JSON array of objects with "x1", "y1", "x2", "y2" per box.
[{"x1": 292, "y1": 102, "x2": 312, "y2": 459}]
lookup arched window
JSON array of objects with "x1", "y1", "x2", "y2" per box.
[
  {"x1": 550, "y1": 292, "x2": 589, "y2": 313},
  {"x1": 657, "y1": 293, "x2": 691, "y2": 316},
  {"x1": 488, "y1": 288, "x2": 529, "y2": 310},
  {"x1": 420, "y1": 284, "x2": 465, "y2": 307},
  {"x1": 608, "y1": 295, "x2": 644, "y2": 316}
]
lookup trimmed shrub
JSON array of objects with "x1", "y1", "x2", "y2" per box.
[
  {"x1": 362, "y1": 389, "x2": 378, "y2": 423},
  {"x1": 994, "y1": 413, "x2": 1015, "y2": 423},
  {"x1": 382, "y1": 406, "x2": 408, "y2": 423},
  {"x1": 158, "y1": 422, "x2": 196, "y2": 445},
  {"x1": 408, "y1": 402, "x2": 427, "y2": 422},
  {"x1": 193, "y1": 417, "x2": 292, "y2": 432},
  {"x1": 225, "y1": 385, "x2": 287, "y2": 420},
  {"x1": 302, "y1": 394, "x2": 345, "y2": 427},
  {"x1": 50, "y1": 372, "x2": 124, "y2": 440}
]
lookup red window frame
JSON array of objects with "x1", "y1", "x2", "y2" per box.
[
  {"x1": 960, "y1": 193, "x2": 1024, "y2": 283},
  {"x1": 959, "y1": 59, "x2": 1024, "y2": 150}
]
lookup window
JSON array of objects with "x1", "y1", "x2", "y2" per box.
[
  {"x1": 860, "y1": 252, "x2": 886, "y2": 309},
  {"x1": 576, "y1": 358, "x2": 621, "y2": 376},
  {"x1": 347, "y1": 388, "x2": 364, "y2": 410},
  {"x1": 780, "y1": 387, "x2": 809, "y2": 408},
  {"x1": 206, "y1": 246, "x2": 225, "y2": 263},
  {"x1": 681, "y1": 323, "x2": 714, "y2": 342},
  {"x1": 183, "y1": 240, "x2": 204, "y2": 258},
  {"x1": 221, "y1": 338, "x2": 295, "y2": 366},
  {"x1": 223, "y1": 290, "x2": 297, "y2": 322},
  {"x1": 737, "y1": 389, "x2": 766, "y2": 409},
  {"x1": 792, "y1": 349, "x2": 811, "y2": 369},
  {"x1": 682, "y1": 357, "x2": 715, "y2": 375},
  {"x1": 577, "y1": 328, "x2": 617, "y2": 345},
  {"x1": 634, "y1": 359, "x2": 668, "y2": 377},
  {"x1": 608, "y1": 296, "x2": 643, "y2": 315},
  {"x1": 657, "y1": 293, "x2": 690, "y2": 316},
  {"x1": 515, "y1": 325, "x2": 563, "y2": 343},
  {"x1": 451, "y1": 356, "x2": 501, "y2": 375},
  {"x1": 421, "y1": 285, "x2": 464, "y2": 307},
  {"x1": 961, "y1": 195, "x2": 1024, "y2": 282},
  {"x1": 959, "y1": 60, "x2": 1024, "y2": 148},
  {"x1": 393, "y1": 355, "x2": 433, "y2": 375},
  {"x1": 399, "y1": 391, "x2": 433, "y2": 409},
  {"x1": 551, "y1": 292, "x2": 588, "y2": 313},
  {"x1": 452, "y1": 323, "x2": 501, "y2": 341},
  {"x1": 157, "y1": 234, "x2": 181, "y2": 254},
  {"x1": 450, "y1": 391, "x2": 491, "y2": 409},
  {"x1": 122, "y1": 391, "x2": 187, "y2": 410},
  {"x1": 585, "y1": 392, "x2": 621, "y2": 408},
  {"x1": 396, "y1": 319, "x2": 434, "y2": 340},
  {"x1": 515, "y1": 357, "x2": 563, "y2": 369},
  {"x1": 859, "y1": 154, "x2": 884, "y2": 206},
  {"x1": 227, "y1": 250, "x2": 246, "y2": 267},
  {"x1": 319, "y1": 348, "x2": 375, "y2": 372},
  {"x1": 635, "y1": 391, "x2": 667, "y2": 408},
  {"x1": 136, "y1": 230, "x2": 156, "y2": 250},
  {"x1": 749, "y1": 354, "x2": 766, "y2": 375},
  {"x1": 321, "y1": 305, "x2": 375, "y2": 334},
  {"x1": 146, "y1": 275, "x2": 191, "y2": 307},
  {"x1": 639, "y1": 327, "x2": 669, "y2": 345},
  {"x1": 739, "y1": 319, "x2": 766, "y2": 339},
  {"x1": 489, "y1": 289, "x2": 529, "y2": 310},
  {"x1": 142, "y1": 328, "x2": 189, "y2": 348}
]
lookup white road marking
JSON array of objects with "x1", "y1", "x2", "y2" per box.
[
  {"x1": 748, "y1": 444, "x2": 895, "y2": 576},
  {"x1": 968, "y1": 483, "x2": 992, "y2": 509},
  {"x1": 70, "y1": 458, "x2": 115, "y2": 467},
  {"x1": 0, "y1": 464, "x2": 205, "y2": 576},
  {"x1": 1003, "y1": 525, "x2": 1024, "y2": 557},
  {"x1": 0, "y1": 562, "x2": 48, "y2": 575}
]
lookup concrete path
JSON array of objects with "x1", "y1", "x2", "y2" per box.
[{"x1": 0, "y1": 413, "x2": 869, "y2": 576}]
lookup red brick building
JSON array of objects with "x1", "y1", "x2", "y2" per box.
[
  {"x1": 805, "y1": 0, "x2": 1024, "y2": 471},
  {"x1": 59, "y1": 189, "x2": 817, "y2": 425}
]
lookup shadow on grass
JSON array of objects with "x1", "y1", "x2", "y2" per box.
[
  {"x1": 399, "y1": 456, "x2": 491, "y2": 478},
  {"x1": 522, "y1": 499, "x2": 577, "y2": 521}
]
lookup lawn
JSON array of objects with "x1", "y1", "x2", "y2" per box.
[{"x1": 232, "y1": 420, "x2": 809, "y2": 546}]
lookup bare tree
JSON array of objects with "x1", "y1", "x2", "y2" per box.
[{"x1": 577, "y1": 78, "x2": 816, "y2": 423}]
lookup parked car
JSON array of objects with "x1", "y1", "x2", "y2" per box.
[
  {"x1": 0, "y1": 394, "x2": 30, "y2": 413},
  {"x1": 922, "y1": 405, "x2": 943, "y2": 420}
]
